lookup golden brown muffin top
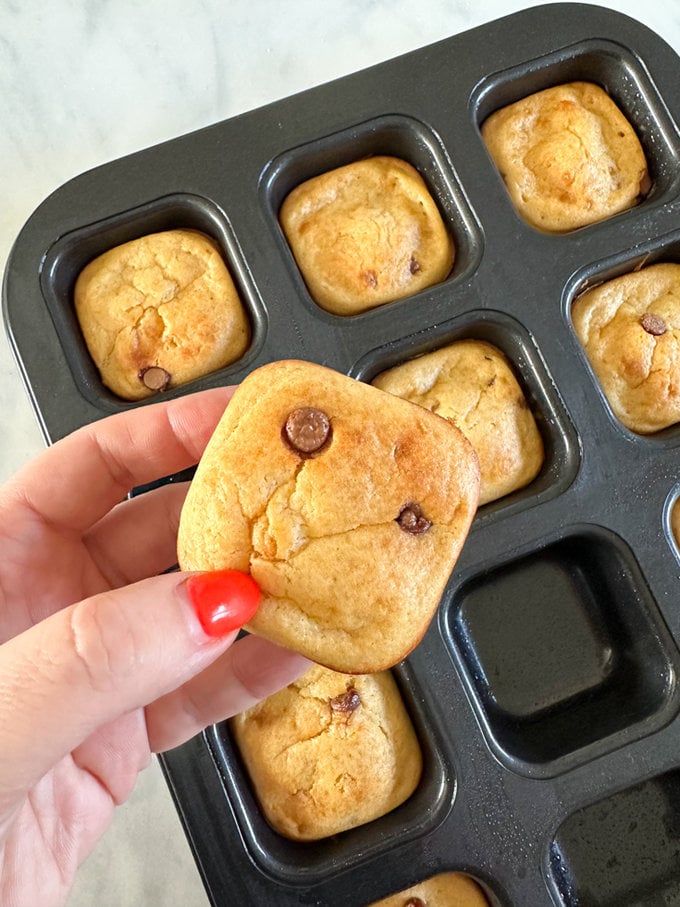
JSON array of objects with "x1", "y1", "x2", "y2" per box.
[
  {"x1": 367, "y1": 871, "x2": 490, "y2": 906},
  {"x1": 373, "y1": 340, "x2": 544, "y2": 504},
  {"x1": 74, "y1": 229, "x2": 249, "y2": 400},
  {"x1": 178, "y1": 360, "x2": 480, "y2": 672},
  {"x1": 671, "y1": 498, "x2": 680, "y2": 554},
  {"x1": 572, "y1": 262, "x2": 680, "y2": 433},
  {"x1": 231, "y1": 664, "x2": 422, "y2": 841},
  {"x1": 482, "y1": 82, "x2": 649, "y2": 232},
  {"x1": 280, "y1": 156, "x2": 454, "y2": 315}
]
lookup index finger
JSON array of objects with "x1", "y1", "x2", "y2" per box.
[{"x1": 2, "y1": 386, "x2": 235, "y2": 532}]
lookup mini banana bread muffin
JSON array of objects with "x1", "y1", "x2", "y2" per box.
[
  {"x1": 671, "y1": 498, "x2": 680, "y2": 549},
  {"x1": 481, "y1": 81, "x2": 649, "y2": 232},
  {"x1": 367, "y1": 871, "x2": 490, "y2": 906},
  {"x1": 279, "y1": 156, "x2": 454, "y2": 316},
  {"x1": 372, "y1": 340, "x2": 544, "y2": 505},
  {"x1": 74, "y1": 229, "x2": 250, "y2": 400},
  {"x1": 178, "y1": 360, "x2": 479, "y2": 672},
  {"x1": 572, "y1": 262, "x2": 680, "y2": 433},
  {"x1": 230, "y1": 664, "x2": 422, "y2": 841}
]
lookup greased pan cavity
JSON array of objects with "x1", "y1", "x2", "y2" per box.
[{"x1": 4, "y1": 4, "x2": 680, "y2": 905}]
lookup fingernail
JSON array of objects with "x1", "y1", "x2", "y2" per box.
[{"x1": 185, "y1": 570, "x2": 261, "y2": 638}]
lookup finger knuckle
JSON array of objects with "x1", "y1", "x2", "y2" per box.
[{"x1": 68, "y1": 596, "x2": 138, "y2": 694}]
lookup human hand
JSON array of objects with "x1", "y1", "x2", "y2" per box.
[{"x1": 0, "y1": 387, "x2": 310, "y2": 907}]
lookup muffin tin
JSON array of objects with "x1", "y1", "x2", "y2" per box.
[{"x1": 4, "y1": 4, "x2": 680, "y2": 905}]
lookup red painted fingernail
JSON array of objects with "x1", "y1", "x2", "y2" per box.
[{"x1": 185, "y1": 570, "x2": 260, "y2": 637}]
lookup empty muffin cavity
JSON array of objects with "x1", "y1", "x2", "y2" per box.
[
  {"x1": 551, "y1": 769, "x2": 680, "y2": 905},
  {"x1": 446, "y1": 526, "x2": 678, "y2": 775}
]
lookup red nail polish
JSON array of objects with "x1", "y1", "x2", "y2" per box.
[{"x1": 186, "y1": 570, "x2": 260, "y2": 637}]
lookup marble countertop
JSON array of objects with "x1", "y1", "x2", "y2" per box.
[{"x1": 2, "y1": 2, "x2": 680, "y2": 905}]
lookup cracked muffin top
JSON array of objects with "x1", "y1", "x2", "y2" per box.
[
  {"x1": 230, "y1": 663, "x2": 422, "y2": 841},
  {"x1": 372, "y1": 340, "x2": 544, "y2": 505},
  {"x1": 74, "y1": 229, "x2": 250, "y2": 400},
  {"x1": 279, "y1": 156, "x2": 454, "y2": 316},
  {"x1": 572, "y1": 262, "x2": 680, "y2": 434},
  {"x1": 481, "y1": 81, "x2": 649, "y2": 232},
  {"x1": 177, "y1": 360, "x2": 480, "y2": 673}
]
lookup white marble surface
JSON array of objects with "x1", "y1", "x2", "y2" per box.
[{"x1": 2, "y1": 2, "x2": 680, "y2": 905}]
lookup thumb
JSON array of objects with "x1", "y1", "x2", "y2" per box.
[{"x1": 0, "y1": 570, "x2": 258, "y2": 810}]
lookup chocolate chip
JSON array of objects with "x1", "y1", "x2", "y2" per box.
[
  {"x1": 330, "y1": 686, "x2": 361, "y2": 714},
  {"x1": 404, "y1": 898, "x2": 426, "y2": 907},
  {"x1": 283, "y1": 407, "x2": 331, "y2": 456},
  {"x1": 396, "y1": 502, "x2": 432, "y2": 535},
  {"x1": 409, "y1": 256, "x2": 421, "y2": 275},
  {"x1": 640, "y1": 312, "x2": 667, "y2": 336},
  {"x1": 138, "y1": 366, "x2": 171, "y2": 391}
]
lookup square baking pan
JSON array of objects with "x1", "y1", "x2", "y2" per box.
[{"x1": 4, "y1": 4, "x2": 680, "y2": 905}]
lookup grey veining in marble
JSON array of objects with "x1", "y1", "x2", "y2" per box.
[{"x1": 2, "y1": 2, "x2": 680, "y2": 905}]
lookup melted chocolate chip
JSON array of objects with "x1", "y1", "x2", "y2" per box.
[
  {"x1": 138, "y1": 366, "x2": 171, "y2": 391},
  {"x1": 409, "y1": 256, "x2": 421, "y2": 275},
  {"x1": 330, "y1": 686, "x2": 361, "y2": 714},
  {"x1": 404, "y1": 898, "x2": 426, "y2": 907},
  {"x1": 640, "y1": 312, "x2": 667, "y2": 336},
  {"x1": 396, "y1": 502, "x2": 432, "y2": 535},
  {"x1": 283, "y1": 407, "x2": 331, "y2": 455}
]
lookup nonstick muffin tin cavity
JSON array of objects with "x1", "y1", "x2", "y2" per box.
[{"x1": 4, "y1": 4, "x2": 680, "y2": 906}]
